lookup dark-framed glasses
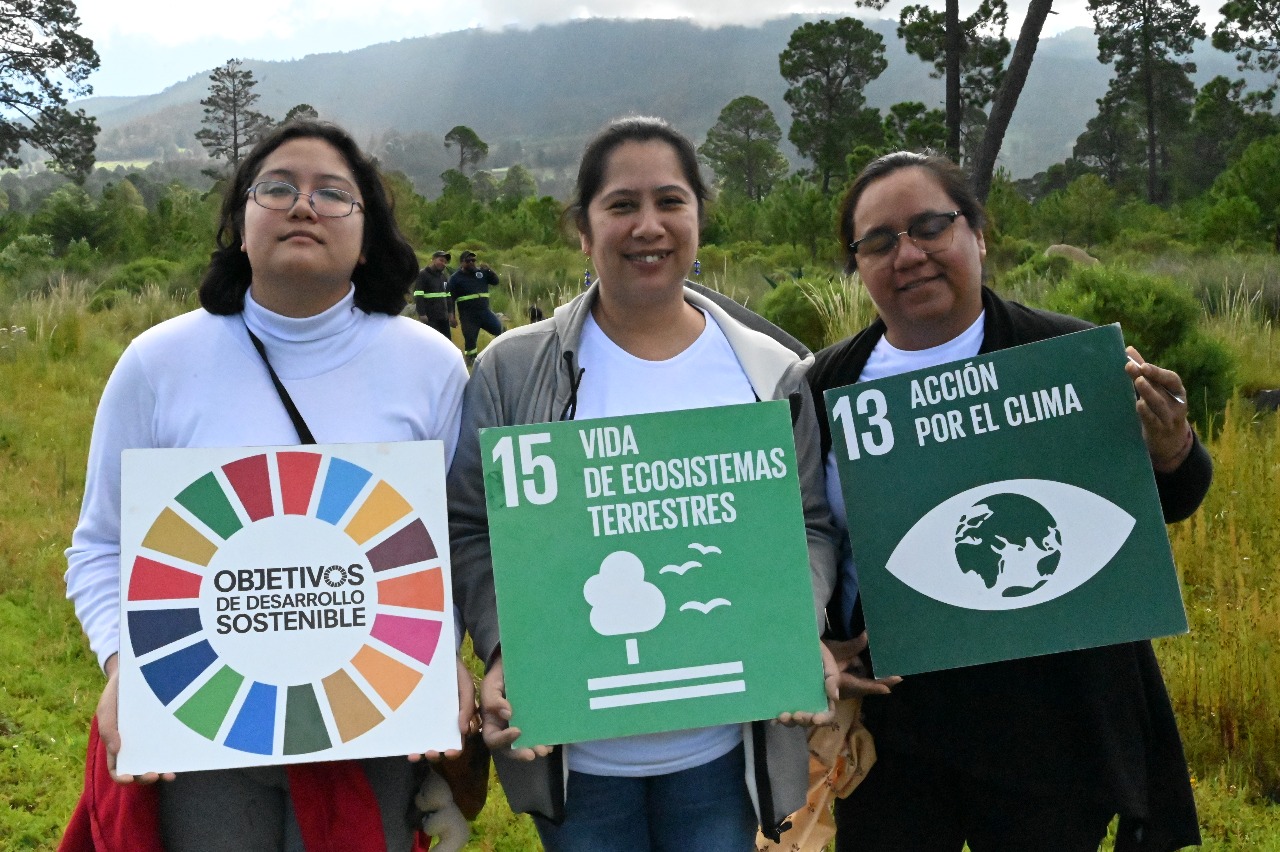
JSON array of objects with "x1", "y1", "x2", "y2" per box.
[
  {"x1": 851, "y1": 211, "x2": 962, "y2": 260},
  {"x1": 247, "y1": 180, "x2": 363, "y2": 218}
]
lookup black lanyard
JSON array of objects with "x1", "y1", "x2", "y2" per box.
[{"x1": 245, "y1": 325, "x2": 316, "y2": 445}]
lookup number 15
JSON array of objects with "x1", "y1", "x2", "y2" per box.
[{"x1": 492, "y1": 433, "x2": 558, "y2": 507}]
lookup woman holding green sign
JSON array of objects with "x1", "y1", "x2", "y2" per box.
[
  {"x1": 63, "y1": 120, "x2": 472, "y2": 850},
  {"x1": 447, "y1": 116, "x2": 853, "y2": 850},
  {"x1": 809, "y1": 151, "x2": 1212, "y2": 852}
]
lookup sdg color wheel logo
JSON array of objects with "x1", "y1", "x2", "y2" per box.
[{"x1": 124, "y1": 449, "x2": 448, "y2": 760}]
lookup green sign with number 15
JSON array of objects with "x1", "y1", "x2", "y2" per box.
[{"x1": 480, "y1": 401, "x2": 827, "y2": 747}]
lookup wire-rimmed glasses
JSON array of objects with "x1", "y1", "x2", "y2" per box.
[
  {"x1": 851, "y1": 211, "x2": 962, "y2": 261},
  {"x1": 247, "y1": 180, "x2": 363, "y2": 218}
]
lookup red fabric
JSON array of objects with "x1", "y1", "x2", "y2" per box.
[
  {"x1": 59, "y1": 717, "x2": 391, "y2": 852},
  {"x1": 286, "y1": 760, "x2": 386, "y2": 852},
  {"x1": 59, "y1": 716, "x2": 163, "y2": 852}
]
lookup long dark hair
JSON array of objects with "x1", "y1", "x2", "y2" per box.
[
  {"x1": 199, "y1": 120, "x2": 417, "y2": 316},
  {"x1": 837, "y1": 151, "x2": 987, "y2": 275},
  {"x1": 567, "y1": 116, "x2": 710, "y2": 238}
]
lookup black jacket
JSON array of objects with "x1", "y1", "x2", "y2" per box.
[
  {"x1": 413, "y1": 265, "x2": 450, "y2": 321},
  {"x1": 447, "y1": 266, "x2": 499, "y2": 307},
  {"x1": 808, "y1": 286, "x2": 1209, "y2": 852}
]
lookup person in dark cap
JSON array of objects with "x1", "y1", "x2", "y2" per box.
[
  {"x1": 447, "y1": 250, "x2": 504, "y2": 364},
  {"x1": 414, "y1": 250, "x2": 454, "y2": 338}
]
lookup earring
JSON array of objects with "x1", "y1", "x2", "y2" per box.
[
  {"x1": 582, "y1": 267, "x2": 593, "y2": 290},
  {"x1": 692, "y1": 259, "x2": 701, "y2": 278}
]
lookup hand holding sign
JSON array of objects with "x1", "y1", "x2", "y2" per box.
[
  {"x1": 822, "y1": 634, "x2": 901, "y2": 700},
  {"x1": 479, "y1": 653, "x2": 552, "y2": 761},
  {"x1": 1125, "y1": 346, "x2": 1194, "y2": 473},
  {"x1": 98, "y1": 653, "x2": 177, "y2": 785}
]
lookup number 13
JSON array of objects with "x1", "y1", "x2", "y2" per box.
[{"x1": 831, "y1": 390, "x2": 894, "y2": 460}]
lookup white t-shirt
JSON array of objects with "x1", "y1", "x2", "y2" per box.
[
  {"x1": 567, "y1": 309, "x2": 753, "y2": 777},
  {"x1": 824, "y1": 311, "x2": 985, "y2": 631}
]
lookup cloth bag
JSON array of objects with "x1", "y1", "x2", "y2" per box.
[{"x1": 755, "y1": 698, "x2": 876, "y2": 852}]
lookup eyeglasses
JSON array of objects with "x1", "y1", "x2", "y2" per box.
[
  {"x1": 851, "y1": 211, "x2": 962, "y2": 261},
  {"x1": 247, "y1": 180, "x2": 364, "y2": 218}
]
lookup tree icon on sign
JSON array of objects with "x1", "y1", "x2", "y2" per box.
[{"x1": 583, "y1": 551, "x2": 666, "y2": 665}]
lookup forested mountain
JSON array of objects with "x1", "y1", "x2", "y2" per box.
[{"x1": 76, "y1": 16, "x2": 1270, "y2": 184}]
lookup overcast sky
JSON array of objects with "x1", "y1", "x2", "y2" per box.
[{"x1": 74, "y1": 0, "x2": 1220, "y2": 98}]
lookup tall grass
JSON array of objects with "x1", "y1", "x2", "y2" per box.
[
  {"x1": 1145, "y1": 253, "x2": 1280, "y2": 321},
  {"x1": 1198, "y1": 278, "x2": 1279, "y2": 393},
  {"x1": 1159, "y1": 399, "x2": 1280, "y2": 798},
  {"x1": 803, "y1": 274, "x2": 877, "y2": 348},
  {"x1": 0, "y1": 288, "x2": 114, "y2": 845}
]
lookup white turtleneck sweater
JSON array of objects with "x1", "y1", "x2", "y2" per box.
[{"x1": 65, "y1": 286, "x2": 468, "y2": 669}]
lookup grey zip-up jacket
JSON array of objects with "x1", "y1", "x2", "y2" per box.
[{"x1": 447, "y1": 282, "x2": 838, "y2": 840}]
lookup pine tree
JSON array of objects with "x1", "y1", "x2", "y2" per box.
[
  {"x1": 444, "y1": 126, "x2": 489, "y2": 174},
  {"x1": 780, "y1": 18, "x2": 887, "y2": 193},
  {"x1": 898, "y1": 0, "x2": 1011, "y2": 159},
  {"x1": 1088, "y1": 0, "x2": 1204, "y2": 203},
  {"x1": 1214, "y1": 1, "x2": 1280, "y2": 87},
  {"x1": 699, "y1": 96, "x2": 788, "y2": 201},
  {"x1": 195, "y1": 59, "x2": 274, "y2": 178}
]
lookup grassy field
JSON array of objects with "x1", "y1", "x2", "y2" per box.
[{"x1": 0, "y1": 264, "x2": 1277, "y2": 850}]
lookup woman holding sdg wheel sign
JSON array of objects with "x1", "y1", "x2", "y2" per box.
[
  {"x1": 807, "y1": 151, "x2": 1212, "y2": 852},
  {"x1": 63, "y1": 121, "x2": 471, "y2": 851},
  {"x1": 447, "y1": 116, "x2": 865, "y2": 851}
]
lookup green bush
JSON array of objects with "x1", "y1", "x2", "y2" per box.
[
  {"x1": 0, "y1": 234, "x2": 55, "y2": 279},
  {"x1": 1043, "y1": 266, "x2": 1236, "y2": 430},
  {"x1": 985, "y1": 235, "x2": 1038, "y2": 272},
  {"x1": 1003, "y1": 252, "x2": 1076, "y2": 286},
  {"x1": 758, "y1": 278, "x2": 838, "y2": 353},
  {"x1": 88, "y1": 287, "x2": 128, "y2": 313},
  {"x1": 1162, "y1": 335, "x2": 1237, "y2": 428},
  {"x1": 103, "y1": 257, "x2": 182, "y2": 294},
  {"x1": 61, "y1": 238, "x2": 99, "y2": 276},
  {"x1": 1197, "y1": 195, "x2": 1266, "y2": 250},
  {"x1": 1109, "y1": 228, "x2": 1189, "y2": 257}
]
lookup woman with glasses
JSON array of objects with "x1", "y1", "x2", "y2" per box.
[
  {"x1": 64, "y1": 120, "x2": 470, "y2": 850},
  {"x1": 807, "y1": 151, "x2": 1211, "y2": 852}
]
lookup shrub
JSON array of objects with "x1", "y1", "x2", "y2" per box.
[
  {"x1": 103, "y1": 257, "x2": 182, "y2": 294},
  {"x1": 0, "y1": 234, "x2": 54, "y2": 279},
  {"x1": 984, "y1": 235, "x2": 1038, "y2": 273},
  {"x1": 1002, "y1": 252, "x2": 1076, "y2": 287},
  {"x1": 1197, "y1": 195, "x2": 1266, "y2": 250},
  {"x1": 758, "y1": 278, "x2": 843, "y2": 353},
  {"x1": 1043, "y1": 265, "x2": 1236, "y2": 430},
  {"x1": 61, "y1": 238, "x2": 99, "y2": 276}
]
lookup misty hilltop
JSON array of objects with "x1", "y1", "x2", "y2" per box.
[{"x1": 76, "y1": 15, "x2": 1270, "y2": 185}]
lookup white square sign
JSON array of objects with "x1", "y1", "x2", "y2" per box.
[{"x1": 116, "y1": 441, "x2": 459, "y2": 774}]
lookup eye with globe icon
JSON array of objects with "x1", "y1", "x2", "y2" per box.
[
  {"x1": 883, "y1": 478, "x2": 1137, "y2": 613},
  {"x1": 954, "y1": 493, "x2": 1064, "y2": 598}
]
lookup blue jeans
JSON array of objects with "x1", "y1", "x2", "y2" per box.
[{"x1": 533, "y1": 744, "x2": 757, "y2": 852}]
